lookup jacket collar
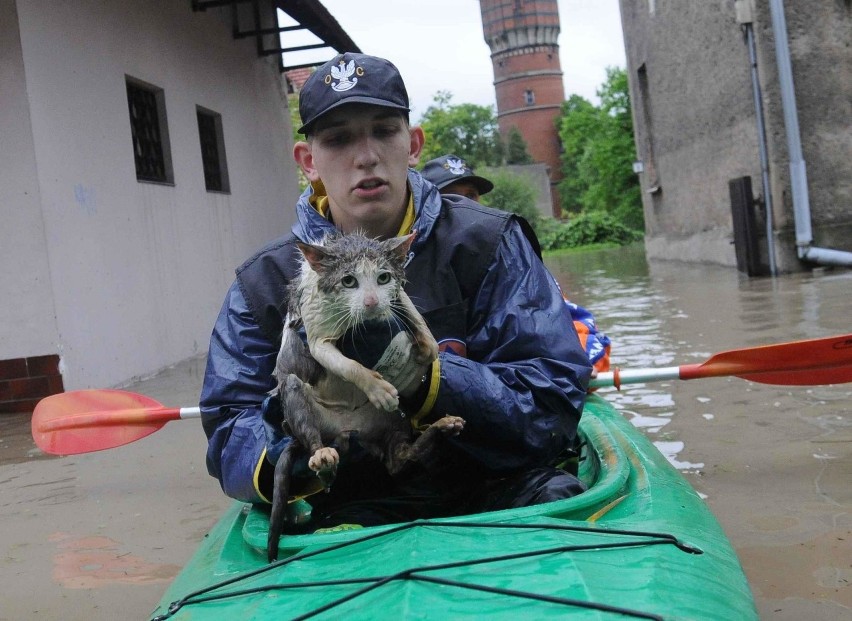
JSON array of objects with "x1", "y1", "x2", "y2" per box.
[{"x1": 291, "y1": 169, "x2": 442, "y2": 256}]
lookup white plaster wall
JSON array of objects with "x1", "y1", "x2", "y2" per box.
[
  {"x1": 13, "y1": 0, "x2": 299, "y2": 389},
  {"x1": 0, "y1": 0, "x2": 60, "y2": 358}
]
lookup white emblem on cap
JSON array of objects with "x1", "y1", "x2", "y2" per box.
[
  {"x1": 446, "y1": 158, "x2": 467, "y2": 176},
  {"x1": 330, "y1": 60, "x2": 358, "y2": 92}
]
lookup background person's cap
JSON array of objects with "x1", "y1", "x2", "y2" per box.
[
  {"x1": 298, "y1": 52, "x2": 410, "y2": 134},
  {"x1": 421, "y1": 155, "x2": 494, "y2": 195}
]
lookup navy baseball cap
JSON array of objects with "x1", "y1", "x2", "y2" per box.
[
  {"x1": 298, "y1": 52, "x2": 410, "y2": 135},
  {"x1": 421, "y1": 155, "x2": 494, "y2": 195}
]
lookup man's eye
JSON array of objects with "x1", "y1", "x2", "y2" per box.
[
  {"x1": 376, "y1": 272, "x2": 391, "y2": 285},
  {"x1": 322, "y1": 133, "x2": 350, "y2": 146},
  {"x1": 341, "y1": 275, "x2": 358, "y2": 288},
  {"x1": 374, "y1": 125, "x2": 398, "y2": 138}
]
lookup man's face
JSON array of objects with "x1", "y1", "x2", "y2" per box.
[
  {"x1": 294, "y1": 104, "x2": 424, "y2": 238},
  {"x1": 441, "y1": 180, "x2": 481, "y2": 203}
]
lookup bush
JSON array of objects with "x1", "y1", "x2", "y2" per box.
[{"x1": 537, "y1": 211, "x2": 642, "y2": 252}]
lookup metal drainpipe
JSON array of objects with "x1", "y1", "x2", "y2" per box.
[
  {"x1": 768, "y1": 0, "x2": 852, "y2": 267},
  {"x1": 742, "y1": 18, "x2": 778, "y2": 275}
]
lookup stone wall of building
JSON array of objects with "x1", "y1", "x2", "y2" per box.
[{"x1": 620, "y1": 0, "x2": 852, "y2": 272}]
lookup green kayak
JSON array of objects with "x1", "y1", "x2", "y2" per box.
[{"x1": 150, "y1": 394, "x2": 757, "y2": 620}]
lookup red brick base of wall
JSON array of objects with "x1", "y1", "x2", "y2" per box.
[{"x1": 0, "y1": 355, "x2": 64, "y2": 414}]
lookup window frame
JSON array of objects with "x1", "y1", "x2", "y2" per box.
[{"x1": 125, "y1": 76, "x2": 174, "y2": 185}]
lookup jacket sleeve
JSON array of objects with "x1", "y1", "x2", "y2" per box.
[
  {"x1": 432, "y1": 220, "x2": 592, "y2": 473},
  {"x1": 200, "y1": 282, "x2": 279, "y2": 503}
]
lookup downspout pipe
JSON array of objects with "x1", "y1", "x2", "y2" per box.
[
  {"x1": 768, "y1": 0, "x2": 852, "y2": 267},
  {"x1": 742, "y1": 19, "x2": 778, "y2": 275}
]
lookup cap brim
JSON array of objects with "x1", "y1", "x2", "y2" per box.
[
  {"x1": 438, "y1": 174, "x2": 494, "y2": 195},
  {"x1": 298, "y1": 97, "x2": 410, "y2": 134}
]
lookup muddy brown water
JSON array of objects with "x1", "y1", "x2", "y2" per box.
[
  {"x1": 1, "y1": 244, "x2": 849, "y2": 619},
  {"x1": 549, "y1": 244, "x2": 852, "y2": 619}
]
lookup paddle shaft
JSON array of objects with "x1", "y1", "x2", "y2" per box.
[
  {"x1": 31, "y1": 333, "x2": 852, "y2": 454},
  {"x1": 590, "y1": 364, "x2": 747, "y2": 389},
  {"x1": 590, "y1": 368, "x2": 679, "y2": 389}
]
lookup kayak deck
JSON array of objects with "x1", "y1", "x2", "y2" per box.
[{"x1": 150, "y1": 395, "x2": 757, "y2": 620}]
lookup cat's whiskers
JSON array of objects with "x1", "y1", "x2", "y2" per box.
[{"x1": 390, "y1": 302, "x2": 417, "y2": 336}]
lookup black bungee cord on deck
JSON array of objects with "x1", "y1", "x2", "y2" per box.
[{"x1": 151, "y1": 519, "x2": 702, "y2": 621}]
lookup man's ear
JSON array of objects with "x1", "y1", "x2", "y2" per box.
[
  {"x1": 294, "y1": 141, "x2": 320, "y2": 182},
  {"x1": 408, "y1": 126, "x2": 425, "y2": 168}
]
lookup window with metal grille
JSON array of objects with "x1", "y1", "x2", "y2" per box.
[
  {"x1": 126, "y1": 77, "x2": 173, "y2": 184},
  {"x1": 524, "y1": 89, "x2": 535, "y2": 106},
  {"x1": 196, "y1": 107, "x2": 230, "y2": 193}
]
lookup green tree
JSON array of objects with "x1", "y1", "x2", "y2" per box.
[
  {"x1": 480, "y1": 170, "x2": 540, "y2": 228},
  {"x1": 287, "y1": 90, "x2": 309, "y2": 190},
  {"x1": 556, "y1": 95, "x2": 599, "y2": 214},
  {"x1": 557, "y1": 67, "x2": 643, "y2": 231},
  {"x1": 418, "y1": 91, "x2": 503, "y2": 169},
  {"x1": 505, "y1": 126, "x2": 533, "y2": 164}
]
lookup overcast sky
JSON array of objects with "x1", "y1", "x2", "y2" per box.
[{"x1": 280, "y1": 0, "x2": 626, "y2": 122}]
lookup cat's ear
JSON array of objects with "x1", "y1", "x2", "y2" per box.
[
  {"x1": 383, "y1": 232, "x2": 416, "y2": 264},
  {"x1": 296, "y1": 241, "x2": 328, "y2": 272}
]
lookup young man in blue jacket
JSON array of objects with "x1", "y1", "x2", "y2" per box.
[{"x1": 200, "y1": 53, "x2": 592, "y2": 529}]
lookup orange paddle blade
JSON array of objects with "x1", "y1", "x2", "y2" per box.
[
  {"x1": 31, "y1": 389, "x2": 198, "y2": 455},
  {"x1": 679, "y1": 333, "x2": 852, "y2": 385},
  {"x1": 591, "y1": 333, "x2": 852, "y2": 389}
]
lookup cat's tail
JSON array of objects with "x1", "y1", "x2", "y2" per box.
[{"x1": 268, "y1": 442, "x2": 297, "y2": 563}]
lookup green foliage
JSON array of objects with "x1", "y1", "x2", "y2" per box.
[
  {"x1": 536, "y1": 211, "x2": 643, "y2": 252},
  {"x1": 505, "y1": 127, "x2": 533, "y2": 164},
  {"x1": 418, "y1": 91, "x2": 504, "y2": 169},
  {"x1": 287, "y1": 91, "x2": 309, "y2": 190},
  {"x1": 479, "y1": 169, "x2": 641, "y2": 254},
  {"x1": 557, "y1": 67, "x2": 643, "y2": 231},
  {"x1": 480, "y1": 170, "x2": 540, "y2": 227}
]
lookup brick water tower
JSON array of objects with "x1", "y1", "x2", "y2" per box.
[{"x1": 479, "y1": 0, "x2": 565, "y2": 216}]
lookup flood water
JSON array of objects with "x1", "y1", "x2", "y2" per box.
[{"x1": 547, "y1": 244, "x2": 852, "y2": 619}]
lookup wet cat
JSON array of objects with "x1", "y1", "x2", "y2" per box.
[{"x1": 267, "y1": 231, "x2": 464, "y2": 562}]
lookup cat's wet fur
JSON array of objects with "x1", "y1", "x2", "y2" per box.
[{"x1": 267, "y1": 232, "x2": 464, "y2": 562}]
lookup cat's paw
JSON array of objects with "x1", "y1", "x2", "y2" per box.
[
  {"x1": 432, "y1": 416, "x2": 465, "y2": 436},
  {"x1": 309, "y1": 447, "x2": 339, "y2": 472},
  {"x1": 411, "y1": 331, "x2": 439, "y2": 365},
  {"x1": 364, "y1": 371, "x2": 400, "y2": 412}
]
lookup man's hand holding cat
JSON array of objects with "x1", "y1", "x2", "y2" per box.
[{"x1": 374, "y1": 331, "x2": 437, "y2": 398}]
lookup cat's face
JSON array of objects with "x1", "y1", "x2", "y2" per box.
[
  {"x1": 333, "y1": 258, "x2": 399, "y2": 323},
  {"x1": 298, "y1": 234, "x2": 412, "y2": 326}
]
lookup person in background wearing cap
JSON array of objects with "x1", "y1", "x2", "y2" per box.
[
  {"x1": 421, "y1": 154, "x2": 611, "y2": 377},
  {"x1": 420, "y1": 154, "x2": 494, "y2": 203},
  {"x1": 200, "y1": 53, "x2": 591, "y2": 530}
]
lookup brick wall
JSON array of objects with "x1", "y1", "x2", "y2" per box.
[{"x1": 0, "y1": 355, "x2": 64, "y2": 414}]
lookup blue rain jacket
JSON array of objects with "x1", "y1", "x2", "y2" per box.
[{"x1": 200, "y1": 170, "x2": 592, "y2": 503}]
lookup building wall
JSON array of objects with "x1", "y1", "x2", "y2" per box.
[
  {"x1": 4, "y1": 0, "x2": 300, "y2": 392},
  {"x1": 753, "y1": 0, "x2": 852, "y2": 267},
  {"x1": 0, "y1": 0, "x2": 60, "y2": 359},
  {"x1": 620, "y1": 0, "x2": 852, "y2": 271}
]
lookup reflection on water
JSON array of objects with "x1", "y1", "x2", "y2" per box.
[{"x1": 547, "y1": 244, "x2": 852, "y2": 470}]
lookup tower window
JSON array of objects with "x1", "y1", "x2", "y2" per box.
[
  {"x1": 126, "y1": 77, "x2": 173, "y2": 184},
  {"x1": 524, "y1": 90, "x2": 535, "y2": 106},
  {"x1": 196, "y1": 107, "x2": 230, "y2": 193}
]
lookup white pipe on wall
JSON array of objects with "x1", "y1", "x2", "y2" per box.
[{"x1": 768, "y1": 0, "x2": 852, "y2": 268}]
